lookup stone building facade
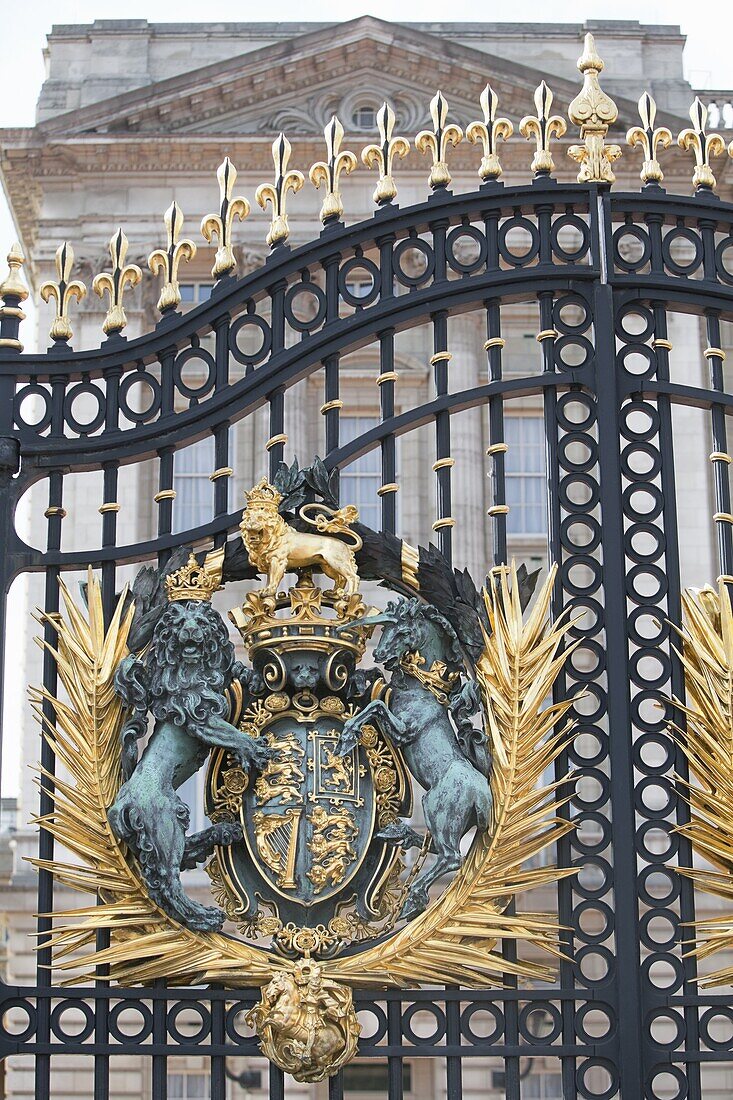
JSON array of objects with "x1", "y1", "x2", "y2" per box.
[{"x1": 1, "y1": 16, "x2": 732, "y2": 1099}]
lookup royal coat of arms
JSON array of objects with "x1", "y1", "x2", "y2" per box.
[{"x1": 32, "y1": 457, "x2": 578, "y2": 1081}]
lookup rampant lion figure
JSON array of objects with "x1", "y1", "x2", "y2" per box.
[
  {"x1": 108, "y1": 594, "x2": 271, "y2": 932},
  {"x1": 240, "y1": 478, "x2": 361, "y2": 598}
]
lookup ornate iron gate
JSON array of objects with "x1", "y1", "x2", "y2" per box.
[{"x1": 3, "y1": 40, "x2": 733, "y2": 1100}]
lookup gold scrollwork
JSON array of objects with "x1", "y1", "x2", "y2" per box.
[
  {"x1": 361, "y1": 101, "x2": 410, "y2": 205},
  {"x1": 678, "y1": 97, "x2": 726, "y2": 191},
  {"x1": 519, "y1": 81, "x2": 567, "y2": 176},
  {"x1": 39, "y1": 242, "x2": 87, "y2": 343},
  {"x1": 466, "y1": 84, "x2": 513, "y2": 182},
  {"x1": 148, "y1": 201, "x2": 197, "y2": 313},
  {"x1": 201, "y1": 157, "x2": 250, "y2": 278},
  {"x1": 256, "y1": 133, "x2": 305, "y2": 248},
  {"x1": 309, "y1": 115, "x2": 358, "y2": 224},
  {"x1": 416, "y1": 91, "x2": 463, "y2": 190},
  {"x1": 92, "y1": 228, "x2": 142, "y2": 336},
  {"x1": 626, "y1": 92, "x2": 673, "y2": 185}
]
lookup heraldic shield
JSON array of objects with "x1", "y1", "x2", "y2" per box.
[{"x1": 33, "y1": 457, "x2": 578, "y2": 1083}]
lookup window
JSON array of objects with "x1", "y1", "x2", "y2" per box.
[
  {"x1": 173, "y1": 437, "x2": 215, "y2": 534},
  {"x1": 343, "y1": 1062, "x2": 412, "y2": 1093},
  {"x1": 168, "y1": 1072, "x2": 209, "y2": 1099},
  {"x1": 352, "y1": 105, "x2": 376, "y2": 130},
  {"x1": 504, "y1": 416, "x2": 547, "y2": 536},
  {"x1": 179, "y1": 283, "x2": 213, "y2": 305},
  {"x1": 340, "y1": 416, "x2": 382, "y2": 530},
  {"x1": 525, "y1": 1072, "x2": 564, "y2": 1098}
]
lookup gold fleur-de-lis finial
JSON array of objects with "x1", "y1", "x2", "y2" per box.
[
  {"x1": 201, "y1": 157, "x2": 250, "y2": 278},
  {"x1": 466, "y1": 85, "x2": 513, "y2": 182},
  {"x1": 39, "y1": 242, "x2": 87, "y2": 344},
  {"x1": 416, "y1": 92, "x2": 463, "y2": 190},
  {"x1": 626, "y1": 93, "x2": 673, "y2": 185},
  {"x1": 361, "y1": 102, "x2": 410, "y2": 205},
  {"x1": 148, "y1": 201, "x2": 196, "y2": 314},
  {"x1": 519, "y1": 81, "x2": 567, "y2": 176},
  {"x1": 309, "y1": 115, "x2": 358, "y2": 224},
  {"x1": 678, "y1": 97, "x2": 726, "y2": 191},
  {"x1": 92, "y1": 229, "x2": 142, "y2": 336},
  {"x1": 255, "y1": 133, "x2": 305, "y2": 249},
  {"x1": 567, "y1": 33, "x2": 621, "y2": 184}
]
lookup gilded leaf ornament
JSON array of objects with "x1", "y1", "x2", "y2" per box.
[
  {"x1": 256, "y1": 133, "x2": 304, "y2": 248},
  {"x1": 92, "y1": 228, "x2": 142, "y2": 336},
  {"x1": 519, "y1": 81, "x2": 567, "y2": 177},
  {"x1": 416, "y1": 91, "x2": 463, "y2": 190},
  {"x1": 147, "y1": 201, "x2": 197, "y2": 313},
  {"x1": 39, "y1": 241, "x2": 87, "y2": 344},
  {"x1": 309, "y1": 115, "x2": 358, "y2": 224},
  {"x1": 678, "y1": 97, "x2": 726, "y2": 191},
  {"x1": 466, "y1": 85, "x2": 513, "y2": 182},
  {"x1": 669, "y1": 580, "x2": 733, "y2": 985},
  {"x1": 201, "y1": 157, "x2": 250, "y2": 278},
  {"x1": 361, "y1": 101, "x2": 410, "y2": 205},
  {"x1": 626, "y1": 92, "x2": 672, "y2": 185},
  {"x1": 567, "y1": 33, "x2": 621, "y2": 185}
]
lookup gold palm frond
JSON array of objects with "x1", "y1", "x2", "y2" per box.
[
  {"x1": 672, "y1": 579, "x2": 733, "y2": 984},
  {"x1": 29, "y1": 571, "x2": 278, "y2": 986},
  {"x1": 328, "y1": 563, "x2": 577, "y2": 987}
]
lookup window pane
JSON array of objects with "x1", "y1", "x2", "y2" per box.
[
  {"x1": 167, "y1": 1075, "x2": 184, "y2": 1099},
  {"x1": 340, "y1": 416, "x2": 382, "y2": 530},
  {"x1": 173, "y1": 437, "x2": 216, "y2": 533},
  {"x1": 504, "y1": 415, "x2": 547, "y2": 536}
]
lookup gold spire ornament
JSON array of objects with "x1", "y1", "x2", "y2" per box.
[
  {"x1": 256, "y1": 133, "x2": 305, "y2": 248},
  {"x1": 678, "y1": 97, "x2": 726, "y2": 191},
  {"x1": 519, "y1": 82, "x2": 567, "y2": 176},
  {"x1": 361, "y1": 101, "x2": 410, "y2": 205},
  {"x1": 466, "y1": 85, "x2": 513, "y2": 182},
  {"x1": 0, "y1": 243, "x2": 29, "y2": 352},
  {"x1": 416, "y1": 91, "x2": 463, "y2": 190},
  {"x1": 148, "y1": 201, "x2": 197, "y2": 314},
  {"x1": 567, "y1": 33, "x2": 621, "y2": 184},
  {"x1": 92, "y1": 229, "x2": 142, "y2": 336},
  {"x1": 626, "y1": 92, "x2": 673, "y2": 185},
  {"x1": 309, "y1": 115, "x2": 358, "y2": 224},
  {"x1": 201, "y1": 157, "x2": 250, "y2": 278},
  {"x1": 39, "y1": 242, "x2": 87, "y2": 344}
]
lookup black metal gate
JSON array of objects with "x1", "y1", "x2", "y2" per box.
[{"x1": 3, "y1": 113, "x2": 733, "y2": 1099}]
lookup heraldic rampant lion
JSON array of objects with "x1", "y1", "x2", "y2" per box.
[
  {"x1": 108, "y1": 589, "x2": 271, "y2": 932},
  {"x1": 240, "y1": 478, "x2": 361, "y2": 598}
]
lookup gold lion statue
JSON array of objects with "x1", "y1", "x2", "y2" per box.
[{"x1": 240, "y1": 479, "x2": 362, "y2": 598}]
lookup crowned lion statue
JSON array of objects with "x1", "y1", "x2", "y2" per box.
[
  {"x1": 108, "y1": 554, "x2": 271, "y2": 932},
  {"x1": 240, "y1": 478, "x2": 361, "y2": 598}
]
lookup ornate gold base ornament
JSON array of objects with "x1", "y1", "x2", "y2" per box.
[{"x1": 30, "y1": 461, "x2": 577, "y2": 1080}]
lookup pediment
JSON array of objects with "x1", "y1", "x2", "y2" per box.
[{"x1": 35, "y1": 16, "x2": 659, "y2": 140}]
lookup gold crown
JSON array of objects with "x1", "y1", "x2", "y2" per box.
[
  {"x1": 164, "y1": 552, "x2": 222, "y2": 602},
  {"x1": 244, "y1": 478, "x2": 282, "y2": 507}
]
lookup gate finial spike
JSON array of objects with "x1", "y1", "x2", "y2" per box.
[
  {"x1": 678, "y1": 96, "x2": 726, "y2": 192},
  {"x1": 567, "y1": 33, "x2": 621, "y2": 185},
  {"x1": 148, "y1": 201, "x2": 197, "y2": 314},
  {"x1": 416, "y1": 91, "x2": 463, "y2": 191},
  {"x1": 361, "y1": 102, "x2": 410, "y2": 206},
  {"x1": 309, "y1": 115, "x2": 358, "y2": 225},
  {"x1": 92, "y1": 229, "x2": 142, "y2": 337},
  {"x1": 519, "y1": 81, "x2": 567, "y2": 177},
  {"x1": 201, "y1": 157, "x2": 250, "y2": 278},
  {"x1": 626, "y1": 92, "x2": 672, "y2": 185},
  {"x1": 466, "y1": 85, "x2": 513, "y2": 182},
  {"x1": 39, "y1": 242, "x2": 87, "y2": 345},
  {"x1": 0, "y1": 243, "x2": 29, "y2": 352},
  {"x1": 256, "y1": 133, "x2": 304, "y2": 249}
]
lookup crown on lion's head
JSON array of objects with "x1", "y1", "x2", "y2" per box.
[{"x1": 244, "y1": 478, "x2": 282, "y2": 509}]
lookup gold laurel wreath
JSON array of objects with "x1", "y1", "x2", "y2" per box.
[
  {"x1": 31, "y1": 562, "x2": 575, "y2": 988},
  {"x1": 671, "y1": 579, "x2": 733, "y2": 985}
]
